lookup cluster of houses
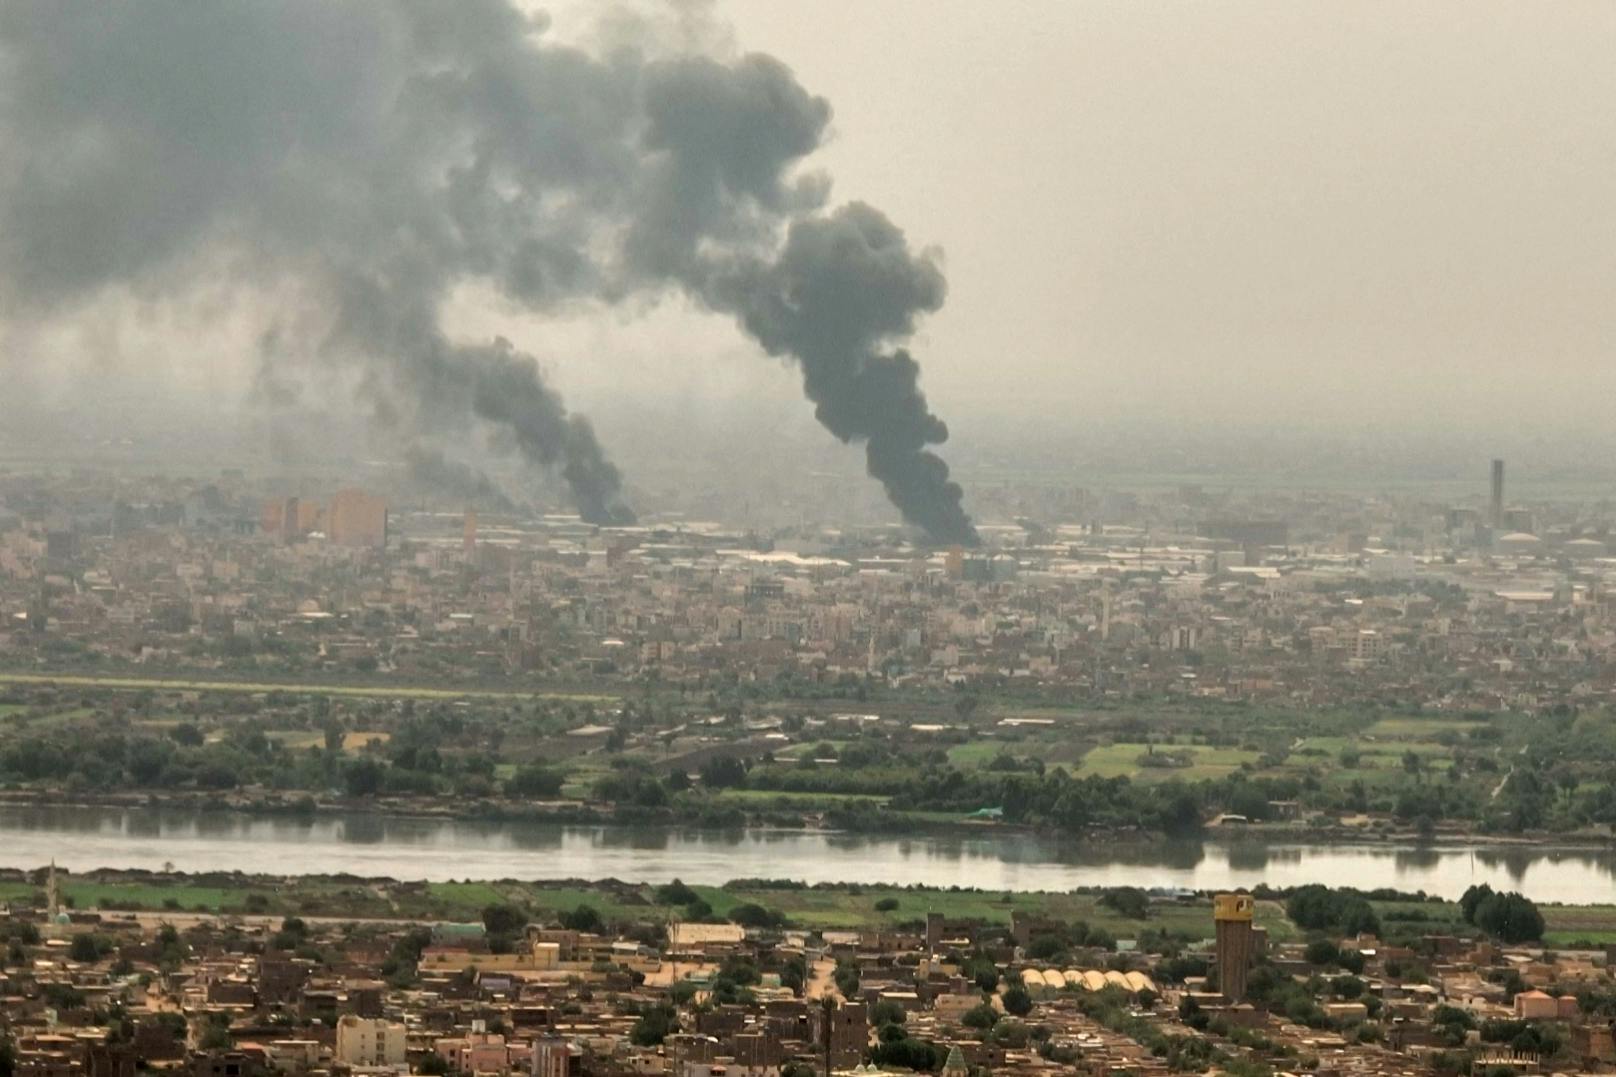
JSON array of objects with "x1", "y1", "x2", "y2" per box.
[{"x1": 4, "y1": 886, "x2": 1616, "y2": 1077}]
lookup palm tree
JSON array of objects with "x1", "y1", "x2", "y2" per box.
[{"x1": 820, "y1": 995, "x2": 837, "y2": 1076}]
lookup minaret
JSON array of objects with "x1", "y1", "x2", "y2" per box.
[{"x1": 45, "y1": 859, "x2": 61, "y2": 934}]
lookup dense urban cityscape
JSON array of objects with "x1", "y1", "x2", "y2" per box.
[
  {"x1": 1, "y1": 459, "x2": 1616, "y2": 1077},
  {"x1": 5, "y1": 459, "x2": 1616, "y2": 719}
]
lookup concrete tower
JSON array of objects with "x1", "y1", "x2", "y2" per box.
[
  {"x1": 1214, "y1": 892, "x2": 1255, "y2": 1002},
  {"x1": 1490, "y1": 459, "x2": 1505, "y2": 530}
]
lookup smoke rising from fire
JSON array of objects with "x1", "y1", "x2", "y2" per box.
[
  {"x1": 403, "y1": 447, "x2": 516, "y2": 513},
  {"x1": 0, "y1": 1, "x2": 974, "y2": 541}
]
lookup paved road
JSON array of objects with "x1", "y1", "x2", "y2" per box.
[
  {"x1": 94, "y1": 909, "x2": 449, "y2": 931},
  {"x1": 0, "y1": 671, "x2": 614, "y2": 703}
]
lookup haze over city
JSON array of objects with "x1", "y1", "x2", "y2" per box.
[
  {"x1": 7, "y1": 3, "x2": 1616, "y2": 515},
  {"x1": 3, "y1": 4, "x2": 1616, "y2": 1077}
]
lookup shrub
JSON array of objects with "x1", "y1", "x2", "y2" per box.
[
  {"x1": 871, "y1": 1000, "x2": 907, "y2": 1027},
  {"x1": 728, "y1": 903, "x2": 785, "y2": 929},
  {"x1": 558, "y1": 905, "x2": 604, "y2": 933},
  {"x1": 1100, "y1": 888, "x2": 1150, "y2": 920},
  {"x1": 505, "y1": 765, "x2": 564, "y2": 797},
  {"x1": 1473, "y1": 892, "x2": 1544, "y2": 944},
  {"x1": 1002, "y1": 984, "x2": 1033, "y2": 1017},
  {"x1": 482, "y1": 903, "x2": 528, "y2": 936},
  {"x1": 654, "y1": 879, "x2": 699, "y2": 906},
  {"x1": 962, "y1": 1003, "x2": 998, "y2": 1030},
  {"x1": 631, "y1": 1003, "x2": 677, "y2": 1047}
]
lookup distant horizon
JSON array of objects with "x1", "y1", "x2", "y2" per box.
[
  {"x1": 6, "y1": 400, "x2": 1616, "y2": 525},
  {"x1": 6, "y1": 1, "x2": 1616, "y2": 535}
]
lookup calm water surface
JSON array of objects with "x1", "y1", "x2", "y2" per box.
[{"x1": 2, "y1": 805, "x2": 1614, "y2": 902}]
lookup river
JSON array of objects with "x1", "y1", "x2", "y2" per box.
[{"x1": 3, "y1": 805, "x2": 1614, "y2": 902}]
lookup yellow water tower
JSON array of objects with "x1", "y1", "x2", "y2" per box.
[{"x1": 1214, "y1": 893, "x2": 1254, "y2": 1002}]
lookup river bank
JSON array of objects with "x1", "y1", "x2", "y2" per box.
[
  {"x1": 0, "y1": 865, "x2": 1311, "y2": 944},
  {"x1": 3, "y1": 802, "x2": 1616, "y2": 903},
  {"x1": 1, "y1": 787, "x2": 1610, "y2": 851},
  {"x1": 5, "y1": 863, "x2": 1616, "y2": 950}
]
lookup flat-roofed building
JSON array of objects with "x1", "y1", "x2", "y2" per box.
[
  {"x1": 335, "y1": 1016, "x2": 406, "y2": 1068},
  {"x1": 328, "y1": 489, "x2": 387, "y2": 549}
]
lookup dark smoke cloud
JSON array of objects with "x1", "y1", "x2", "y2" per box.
[
  {"x1": 0, "y1": 1, "x2": 973, "y2": 542},
  {"x1": 708, "y1": 206, "x2": 974, "y2": 545},
  {"x1": 403, "y1": 446, "x2": 516, "y2": 512}
]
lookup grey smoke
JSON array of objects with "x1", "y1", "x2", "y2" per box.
[
  {"x1": 403, "y1": 446, "x2": 516, "y2": 513},
  {"x1": 0, "y1": 1, "x2": 974, "y2": 542}
]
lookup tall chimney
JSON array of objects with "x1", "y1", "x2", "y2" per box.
[{"x1": 1490, "y1": 459, "x2": 1505, "y2": 529}]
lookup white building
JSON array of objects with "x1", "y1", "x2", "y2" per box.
[{"x1": 335, "y1": 1015, "x2": 407, "y2": 1068}]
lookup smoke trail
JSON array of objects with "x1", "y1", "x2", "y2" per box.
[
  {"x1": 705, "y1": 205, "x2": 975, "y2": 545},
  {"x1": 0, "y1": 1, "x2": 973, "y2": 540}
]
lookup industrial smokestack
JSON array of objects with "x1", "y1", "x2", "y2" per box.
[
  {"x1": 0, "y1": 1, "x2": 974, "y2": 542},
  {"x1": 1490, "y1": 458, "x2": 1505, "y2": 529}
]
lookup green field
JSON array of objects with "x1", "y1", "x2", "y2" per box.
[
  {"x1": 775, "y1": 740, "x2": 851, "y2": 760},
  {"x1": 559, "y1": 763, "x2": 612, "y2": 800},
  {"x1": 15, "y1": 867, "x2": 1612, "y2": 950},
  {"x1": 401, "y1": 882, "x2": 512, "y2": 918},
  {"x1": 713, "y1": 789, "x2": 890, "y2": 806},
  {"x1": 1365, "y1": 717, "x2": 1483, "y2": 737},
  {"x1": 1078, "y1": 743, "x2": 1262, "y2": 781},
  {"x1": 1540, "y1": 904, "x2": 1616, "y2": 946},
  {"x1": 0, "y1": 879, "x2": 277, "y2": 913},
  {"x1": 946, "y1": 741, "x2": 1012, "y2": 767},
  {"x1": 550, "y1": 885, "x2": 1297, "y2": 941},
  {"x1": 8, "y1": 870, "x2": 1298, "y2": 943},
  {"x1": 63, "y1": 882, "x2": 264, "y2": 912}
]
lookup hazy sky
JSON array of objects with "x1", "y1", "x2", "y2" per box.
[
  {"x1": 7, "y1": 1, "x2": 1616, "y2": 456},
  {"x1": 532, "y1": 1, "x2": 1616, "y2": 437}
]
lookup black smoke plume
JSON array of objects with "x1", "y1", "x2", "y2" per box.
[
  {"x1": 0, "y1": 1, "x2": 973, "y2": 541},
  {"x1": 708, "y1": 205, "x2": 974, "y2": 545}
]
